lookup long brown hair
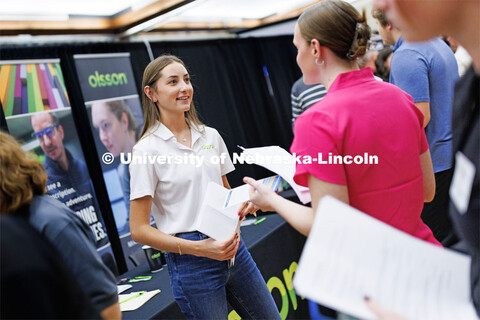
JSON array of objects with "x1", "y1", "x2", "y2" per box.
[
  {"x1": 0, "y1": 131, "x2": 47, "y2": 214},
  {"x1": 298, "y1": 0, "x2": 371, "y2": 61},
  {"x1": 140, "y1": 55, "x2": 204, "y2": 140}
]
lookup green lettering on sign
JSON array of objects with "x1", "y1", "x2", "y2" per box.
[
  {"x1": 88, "y1": 70, "x2": 128, "y2": 88},
  {"x1": 267, "y1": 276, "x2": 289, "y2": 319},
  {"x1": 228, "y1": 261, "x2": 302, "y2": 319},
  {"x1": 228, "y1": 310, "x2": 241, "y2": 320},
  {"x1": 283, "y1": 261, "x2": 298, "y2": 310}
]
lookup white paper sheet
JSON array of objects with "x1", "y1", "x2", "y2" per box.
[
  {"x1": 224, "y1": 184, "x2": 250, "y2": 208},
  {"x1": 239, "y1": 145, "x2": 311, "y2": 204},
  {"x1": 293, "y1": 196, "x2": 477, "y2": 320},
  {"x1": 117, "y1": 284, "x2": 132, "y2": 294},
  {"x1": 119, "y1": 289, "x2": 160, "y2": 312}
]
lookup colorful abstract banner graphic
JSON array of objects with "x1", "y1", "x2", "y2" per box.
[{"x1": 0, "y1": 61, "x2": 70, "y2": 117}]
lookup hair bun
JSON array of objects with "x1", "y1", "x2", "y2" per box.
[
  {"x1": 346, "y1": 13, "x2": 371, "y2": 61},
  {"x1": 298, "y1": 1, "x2": 371, "y2": 62}
]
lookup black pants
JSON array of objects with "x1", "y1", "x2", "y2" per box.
[{"x1": 421, "y1": 168, "x2": 458, "y2": 247}]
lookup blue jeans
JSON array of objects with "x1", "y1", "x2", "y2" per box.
[{"x1": 165, "y1": 231, "x2": 281, "y2": 320}]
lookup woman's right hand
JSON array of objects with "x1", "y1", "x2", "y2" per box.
[{"x1": 198, "y1": 232, "x2": 240, "y2": 261}]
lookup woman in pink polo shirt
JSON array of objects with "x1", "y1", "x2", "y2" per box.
[{"x1": 244, "y1": 0, "x2": 440, "y2": 246}]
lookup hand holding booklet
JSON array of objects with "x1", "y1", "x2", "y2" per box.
[
  {"x1": 195, "y1": 176, "x2": 281, "y2": 241},
  {"x1": 293, "y1": 196, "x2": 477, "y2": 320}
]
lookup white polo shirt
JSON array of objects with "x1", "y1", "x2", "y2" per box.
[{"x1": 129, "y1": 121, "x2": 235, "y2": 234}]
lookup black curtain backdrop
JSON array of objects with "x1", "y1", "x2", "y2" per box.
[{"x1": 0, "y1": 35, "x2": 302, "y2": 272}]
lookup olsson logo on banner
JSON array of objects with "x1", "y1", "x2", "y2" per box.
[
  {"x1": 74, "y1": 53, "x2": 137, "y2": 101},
  {"x1": 228, "y1": 261, "x2": 302, "y2": 320},
  {"x1": 88, "y1": 70, "x2": 128, "y2": 88}
]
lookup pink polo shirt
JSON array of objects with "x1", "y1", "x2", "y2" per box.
[{"x1": 291, "y1": 68, "x2": 440, "y2": 246}]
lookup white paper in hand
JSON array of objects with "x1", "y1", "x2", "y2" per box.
[
  {"x1": 239, "y1": 145, "x2": 311, "y2": 204},
  {"x1": 293, "y1": 196, "x2": 477, "y2": 320},
  {"x1": 196, "y1": 177, "x2": 281, "y2": 241},
  {"x1": 196, "y1": 182, "x2": 240, "y2": 241}
]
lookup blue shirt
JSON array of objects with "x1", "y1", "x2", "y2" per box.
[
  {"x1": 390, "y1": 37, "x2": 459, "y2": 173},
  {"x1": 29, "y1": 195, "x2": 118, "y2": 313}
]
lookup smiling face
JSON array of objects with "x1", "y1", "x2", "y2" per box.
[
  {"x1": 91, "y1": 102, "x2": 129, "y2": 157},
  {"x1": 293, "y1": 23, "x2": 317, "y2": 85},
  {"x1": 148, "y1": 62, "x2": 193, "y2": 117}
]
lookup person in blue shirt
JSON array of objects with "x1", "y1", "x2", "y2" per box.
[
  {"x1": 0, "y1": 131, "x2": 120, "y2": 320},
  {"x1": 1, "y1": 213, "x2": 100, "y2": 319},
  {"x1": 372, "y1": 9, "x2": 459, "y2": 247}
]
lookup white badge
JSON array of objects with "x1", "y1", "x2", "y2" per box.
[{"x1": 449, "y1": 152, "x2": 476, "y2": 215}]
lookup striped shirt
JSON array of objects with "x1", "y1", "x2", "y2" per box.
[{"x1": 291, "y1": 77, "x2": 327, "y2": 128}]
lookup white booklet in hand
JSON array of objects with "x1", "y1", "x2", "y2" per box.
[
  {"x1": 293, "y1": 196, "x2": 477, "y2": 320},
  {"x1": 239, "y1": 145, "x2": 311, "y2": 204},
  {"x1": 195, "y1": 176, "x2": 281, "y2": 241},
  {"x1": 196, "y1": 182, "x2": 240, "y2": 241}
]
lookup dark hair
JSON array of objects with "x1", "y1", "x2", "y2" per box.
[
  {"x1": 140, "y1": 55, "x2": 203, "y2": 140},
  {"x1": 298, "y1": 0, "x2": 371, "y2": 61},
  {"x1": 374, "y1": 47, "x2": 393, "y2": 81},
  {"x1": 372, "y1": 9, "x2": 389, "y2": 27}
]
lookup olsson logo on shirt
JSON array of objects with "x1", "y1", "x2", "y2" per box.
[
  {"x1": 201, "y1": 144, "x2": 215, "y2": 150},
  {"x1": 88, "y1": 71, "x2": 128, "y2": 88}
]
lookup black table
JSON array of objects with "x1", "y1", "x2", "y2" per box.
[{"x1": 120, "y1": 213, "x2": 309, "y2": 319}]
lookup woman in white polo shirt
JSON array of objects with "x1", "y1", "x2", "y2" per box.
[{"x1": 129, "y1": 55, "x2": 280, "y2": 319}]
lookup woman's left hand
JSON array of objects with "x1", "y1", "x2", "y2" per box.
[
  {"x1": 243, "y1": 176, "x2": 279, "y2": 213},
  {"x1": 237, "y1": 200, "x2": 259, "y2": 220}
]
